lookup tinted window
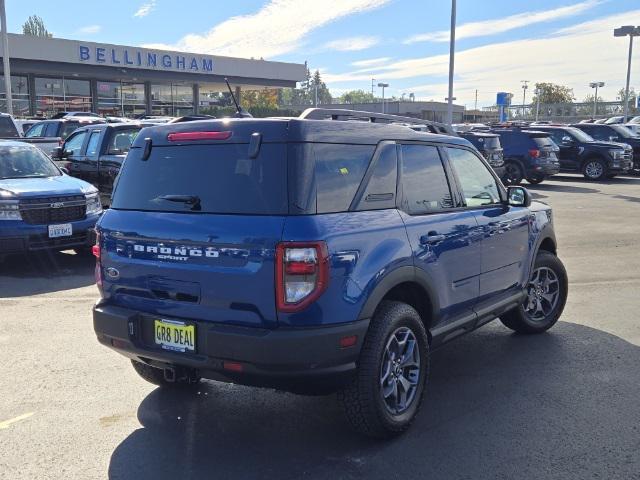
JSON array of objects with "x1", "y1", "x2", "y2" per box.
[
  {"x1": 25, "y1": 123, "x2": 46, "y2": 138},
  {"x1": 545, "y1": 129, "x2": 566, "y2": 145},
  {"x1": 355, "y1": 143, "x2": 397, "y2": 211},
  {"x1": 0, "y1": 146, "x2": 60, "y2": 179},
  {"x1": 60, "y1": 122, "x2": 81, "y2": 139},
  {"x1": 64, "y1": 131, "x2": 87, "y2": 155},
  {"x1": 108, "y1": 128, "x2": 140, "y2": 154},
  {"x1": 531, "y1": 136, "x2": 555, "y2": 148},
  {"x1": 314, "y1": 144, "x2": 373, "y2": 213},
  {"x1": 86, "y1": 130, "x2": 101, "y2": 156},
  {"x1": 447, "y1": 148, "x2": 501, "y2": 207},
  {"x1": 112, "y1": 144, "x2": 287, "y2": 215},
  {"x1": 400, "y1": 144, "x2": 453, "y2": 215},
  {"x1": 44, "y1": 122, "x2": 58, "y2": 137},
  {"x1": 0, "y1": 117, "x2": 18, "y2": 138},
  {"x1": 580, "y1": 125, "x2": 607, "y2": 141}
]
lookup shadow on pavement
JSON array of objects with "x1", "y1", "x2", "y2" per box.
[
  {"x1": 526, "y1": 182, "x2": 600, "y2": 195},
  {"x1": 108, "y1": 322, "x2": 640, "y2": 480},
  {"x1": 0, "y1": 250, "x2": 95, "y2": 297}
]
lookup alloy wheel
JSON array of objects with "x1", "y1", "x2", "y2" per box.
[
  {"x1": 585, "y1": 161, "x2": 604, "y2": 179},
  {"x1": 524, "y1": 266, "x2": 560, "y2": 322},
  {"x1": 380, "y1": 327, "x2": 421, "y2": 415}
]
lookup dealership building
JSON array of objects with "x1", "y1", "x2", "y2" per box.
[{"x1": 0, "y1": 33, "x2": 306, "y2": 117}]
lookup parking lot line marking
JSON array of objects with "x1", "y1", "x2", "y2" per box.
[{"x1": 0, "y1": 412, "x2": 34, "y2": 430}]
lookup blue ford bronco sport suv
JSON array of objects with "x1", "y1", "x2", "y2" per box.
[
  {"x1": 92, "y1": 109, "x2": 568, "y2": 438},
  {"x1": 0, "y1": 141, "x2": 102, "y2": 260}
]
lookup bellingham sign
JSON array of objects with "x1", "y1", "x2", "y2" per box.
[{"x1": 79, "y1": 45, "x2": 214, "y2": 73}]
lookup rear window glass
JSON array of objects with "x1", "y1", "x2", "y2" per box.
[
  {"x1": 478, "y1": 136, "x2": 500, "y2": 149},
  {"x1": 111, "y1": 144, "x2": 287, "y2": 215},
  {"x1": 531, "y1": 136, "x2": 555, "y2": 148},
  {"x1": 0, "y1": 117, "x2": 19, "y2": 138},
  {"x1": 314, "y1": 144, "x2": 374, "y2": 213},
  {"x1": 60, "y1": 122, "x2": 81, "y2": 139},
  {"x1": 108, "y1": 129, "x2": 140, "y2": 154}
]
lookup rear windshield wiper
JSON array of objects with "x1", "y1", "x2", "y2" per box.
[{"x1": 156, "y1": 194, "x2": 201, "y2": 211}]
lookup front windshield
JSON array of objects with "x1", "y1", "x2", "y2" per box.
[
  {"x1": 611, "y1": 125, "x2": 638, "y2": 138},
  {"x1": 0, "y1": 145, "x2": 61, "y2": 180},
  {"x1": 566, "y1": 127, "x2": 594, "y2": 142}
]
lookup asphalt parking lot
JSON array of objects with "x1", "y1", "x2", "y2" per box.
[{"x1": 0, "y1": 174, "x2": 639, "y2": 480}]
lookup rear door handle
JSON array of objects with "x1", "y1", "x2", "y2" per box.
[{"x1": 420, "y1": 232, "x2": 446, "y2": 245}]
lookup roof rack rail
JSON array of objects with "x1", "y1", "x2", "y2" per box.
[{"x1": 299, "y1": 108, "x2": 456, "y2": 136}]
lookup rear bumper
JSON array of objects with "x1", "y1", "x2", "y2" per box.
[
  {"x1": 0, "y1": 215, "x2": 98, "y2": 254},
  {"x1": 93, "y1": 302, "x2": 370, "y2": 393},
  {"x1": 528, "y1": 162, "x2": 560, "y2": 176}
]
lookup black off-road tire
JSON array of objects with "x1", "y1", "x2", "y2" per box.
[
  {"x1": 131, "y1": 360, "x2": 200, "y2": 387},
  {"x1": 338, "y1": 301, "x2": 429, "y2": 438},
  {"x1": 526, "y1": 174, "x2": 545, "y2": 184},
  {"x1": 500, "y1": 251, "x2": 568, "y2": 334}
]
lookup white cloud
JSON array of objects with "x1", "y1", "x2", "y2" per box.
[
  {"x1": 134, "y1": 1, "x2": 156, "y2": 18},
  {"x1": 143, "y1": 0, "x2": 390, "y2": 58},
  {"x1": 351, "y1": 56, "x2": 391, "y2": 67},
  {"x1": 404, "y1": 0, "x2": 601, "y2": 44},
  {"x1": 324, "y1": 36, "x2": 379, "y2": 52},
  {"x1": 323, "y1": 9, "x2": 640, "y2": 106},
  {"x1": 77, "y1": 25, "x2": 101, "y2": 35}
]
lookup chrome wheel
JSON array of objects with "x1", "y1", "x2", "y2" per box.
[
  {"x1": 524, "y1": 266, "x2": 560, "y2": 322},
  {"x1": 380, "y1": 327, "x2": 420, "y2": 415},
  {"x1": 585, "y1": 161, "x2": 604, "y2": 179}
]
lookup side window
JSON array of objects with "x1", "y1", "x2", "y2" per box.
[
  {"x1": 64, "y1": 131, "x2": 88, "y2": 156},
  {"x1": 400, "y1": 144, "x2": 453, "y2": 215},
  {"x1": 314, "y1": 144, "x2": 374, "y2": 214},
  {"x1": 108, "y1": 129, "x2": 139, "y2": 154},
  {"x1": 548, "y1": 129, "x2": 566, "y2": 145},
  {"x1": 25, "y1": 123, "x2": 46, "y2": 138},
  {"x1": 60, "y1": 122, "x2": 81, "y2": 140},
  {"x1": 354, "y1": 143, "x2": 398, "y2": 211},
  {"x1": 85, "y1": 131, "x2": 102, "y2": 156},
  {"x1": 447, "y1": 148, "x2": 502, "y2": 207},
  {"x1": 586, "y1": 126, "x2": 607, "y2": 141},
  {"x1": 44, "y1": 123, "x2": 58, "y2": 137}
]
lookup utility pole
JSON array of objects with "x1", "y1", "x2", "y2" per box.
[
  {"x1": 521, "y1": 80, "x2": 529, "y2": 119},
  {"x1": 535, "y1": 88, "x2": 541, "y2": 122},
  {"x1": 378, "y1": 82, "x2": 388, "y2": 114},
  {"x1": 446, "y1": 0, "x2": 456, "y2": 125},
  {"x1": 371, "y1": 78, "x2": 376, "y2": 97},
  {"x1": 0, "y1": 0, "x2": 13, "y2": 115},
  {"x1": 614, "y1": 26, "x2": 639, "y2": 123},
  {"x1": 474, "y1": 89, "x2": 478, "y2": 111},
  {"x1": 314, "y1": 82, "x2": 318, "y2": 107}
]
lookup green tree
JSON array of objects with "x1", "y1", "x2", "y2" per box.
[
  {"x1": 530, "y1": 82, "x2": 575, "y2": 105},
  {"x1": 22, "y1": 15, "x2": 52, "y2": 37},
  {"x1": 339, "y1": 89, "x2": 376, "y2": 104},
  {"x1": 311, "y1": 70, "x2": 332, "y2": 104},
  {"x1": 617, "y1": 87, "x2": 637, "y2": 112}
]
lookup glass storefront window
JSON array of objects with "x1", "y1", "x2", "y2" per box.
[
  {"x1": 0, "y1": 75, "x2": 30, "y2": 117},
  {"x1": 35, "y1": 77, "x2": 91, "y2": 116},
  {"x1": 97, "y1": 81, "x2": 145, "y2": 117},
  {"x1": 151, "y1": 83, "x2": 194, "y2": 116}
]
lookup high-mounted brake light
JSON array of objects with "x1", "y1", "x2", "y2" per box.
[
  {"x1": 167, "y1": 131, "x2": 232, "y2": 142},
  {"x1": 528, "y1": 149, "x2": 540, "y2": 158},
  {"x1": 276, "y1": 242, "x2": 329, "y2": 313}
]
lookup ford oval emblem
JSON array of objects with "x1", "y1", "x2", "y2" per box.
[{"x1": 105, "y1": 267, "x2": 120, "y2": 280}]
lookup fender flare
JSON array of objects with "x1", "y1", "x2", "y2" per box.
[
  {"x1": 527, "y1": 224, "x2": 557, "y2": 278},
  {"x1": 357, "y1": 266, "x2": 440, "y2": 325}
]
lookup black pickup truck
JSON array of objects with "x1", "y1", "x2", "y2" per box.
[
  {"x1": 536, "y1": 125, "x2": 633, "y2": 180},
  {"x1": 51, "y1": 122, "x2": 143, "y2": 205}
]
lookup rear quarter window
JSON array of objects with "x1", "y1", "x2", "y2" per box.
[{"x1": 0, "y1": 117, "x2": 19, "y2": 138}]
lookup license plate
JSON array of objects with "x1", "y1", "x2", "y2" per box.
[
  {"x1": 154, "y1": 319, "x2": 196, "y2": 353},
  {"x1": 48, "y1": 223, "x2": 72, "y2": 238}
]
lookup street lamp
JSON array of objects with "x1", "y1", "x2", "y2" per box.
[
  {"x1": 371, "y1": 78, "x2": 376, "y2": 97},
  {"x1": 378, "y1": 82, "x2": 389, "y2": 113},
  {"x1": 0, "y1": 0, "x2": 12, "y2": 115},
  {"x1": 614, "y1": 25, "x2": 640, "y2": 122},
  {"x1": 589, "y1": 81, "x2": 605, "y2": 119},
  {"x1": 521, "y1": 80, "x2": 529, "y2": 119},
  {"x1": 534, "y1": 87, "x2": 542, "y2": 122},
  {"x1": 446, "y1": 0, "x2": 457, "y2": 125}
]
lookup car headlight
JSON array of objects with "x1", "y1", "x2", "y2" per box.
[
  {"x1": 609, "y1": 149, "x2": 624, "y2": 159},
  {"x1": 0, "y1": 200, "x2": 21, "y2": 220},
  {"x1": 85, "y1": 193, "x2": 102, "y2": 215}
]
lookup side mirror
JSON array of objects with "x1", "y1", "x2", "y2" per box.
[
  {"x1": 507, "y1": 186, "x2": 532, "y2": 207},
  {"x1": 51, "y1": 146, "x2": 64, "y2": 159}
]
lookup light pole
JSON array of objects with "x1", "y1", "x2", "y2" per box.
[
  {"x1": 589, "y1": 81, "x2": 605, "y2": 119},
  {"x1": 614, "y1": 26, "x2": 640, "y2": 122},
  {"x1": 521, "y1": 80, "x2": 529, "y2": 119},
  {"x1": 535, "y1": 87, "x2": 542, "y2": 122},
  {"x1": 371, "y1": 78, "x2": 376, "y2": 98},
  {"x1": 378, "y1": 82, "x2": 388, "y2": 113},
  {"x1": 0, "y1": 0, "x2": 12, "y2": 115},
  {"x1": 446, "y1": 0, "x2": 457, "y2": 125}
]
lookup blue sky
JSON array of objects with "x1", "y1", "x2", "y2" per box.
[{"x1": 6, "y1": 0, "x2": 640, "y2": 107}]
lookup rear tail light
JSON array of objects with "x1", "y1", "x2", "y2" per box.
[
  {"x1": 528, "y1": 149, "x2": 540, "y2": 158},
  {"x1": 167, "y1": 131, "x2": 232, "y2": 142},
  {"x1": 93, "y1": 231, "x2": 103, "y2": 293},
  {"x1": 276, "y1": 242, "x2": 329, "y2": 312}
]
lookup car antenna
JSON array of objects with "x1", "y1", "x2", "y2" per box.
[{"x1": 225, "y1": 78, "x2": 253, "y2": 118}]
